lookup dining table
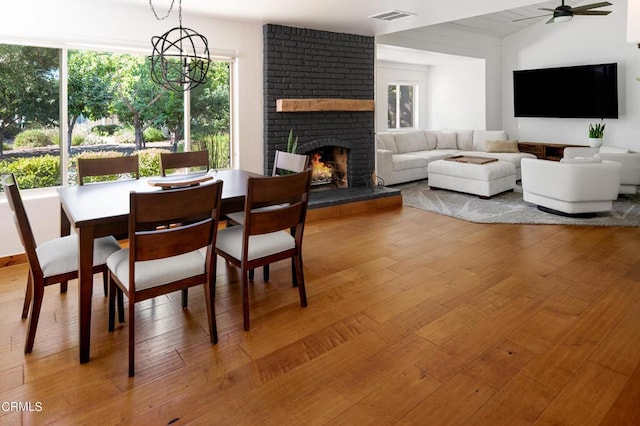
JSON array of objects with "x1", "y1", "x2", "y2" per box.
[{"x1": 57, "y1": 169, "x2": 260, "y2": 364}]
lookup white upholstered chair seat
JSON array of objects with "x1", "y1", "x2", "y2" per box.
[
  {"x1": 225, "y1": 211, "x2": 244, "y2": 225},
  {"x1": 36, "y1": 235, "x2": 120, "y2": 278},
  {"x1": 106, "y1": 249, "x2": 205, "y2": 291},
  {"x1": 216, "y1": 226, "x2": 295, "y2": 262}
]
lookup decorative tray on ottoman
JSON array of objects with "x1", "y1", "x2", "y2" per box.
[{"x1": 444, "y1": 155, "x2": 498, "y2": 165}]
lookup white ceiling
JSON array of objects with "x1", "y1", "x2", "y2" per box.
[
  {"x1": 106, "y1": 0, "x2": 613, "y2": 67},
  {"x1": 106, "y1": 1, "x2": 613, "y2": 39},
  {"x1": 442, "y1": 0, "x2": 581, "y2": 38},
  {"x1": 377, "y1": 1, "x2": 617, "y2": 66},
  {"x1": 107, "y1": 0, "x2": 564, "y2": 36}
]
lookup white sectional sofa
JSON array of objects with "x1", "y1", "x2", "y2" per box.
[{"x1": 376, "y1": 129, "x2": 537, "y2": 186}]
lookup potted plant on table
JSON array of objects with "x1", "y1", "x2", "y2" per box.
[{"x1": 588, "y1": 120, "x2": 605, "y2": 148}]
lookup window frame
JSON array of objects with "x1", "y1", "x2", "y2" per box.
[{"x1": 387, "y1": 81, "x2": 418, "y2": 130}]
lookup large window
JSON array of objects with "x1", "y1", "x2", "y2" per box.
[
  {"x1": 0, "y1": 44, "x2": 61, "y2": 188},
  {"x1": 0, "y1": 43, "x2": 232, "y2": 190},
  {"x1": 388, "y1": 83, "x2": 417, "y2": 130}
]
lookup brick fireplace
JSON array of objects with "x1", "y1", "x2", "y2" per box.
[{"x1": 263, "y1": 24, "x2": 375, "y2": 189}]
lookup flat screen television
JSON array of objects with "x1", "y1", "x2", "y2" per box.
[{"x1": 513, "y1": 63, "x2": 618, "y2": 119}]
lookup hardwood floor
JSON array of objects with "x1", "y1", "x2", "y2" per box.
[{"x1": 2, "y1": 205, "x2": 640, "y2": 424}]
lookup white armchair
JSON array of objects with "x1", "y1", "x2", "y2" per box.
[
  {"x1": 521, "y1": 158, "x2": 621, "y2": 216},
  {"x1": 564, "y1": 146, "x2": 640, "y2": 194}
]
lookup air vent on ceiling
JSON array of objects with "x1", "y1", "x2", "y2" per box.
[{"x1": 369, "y1": 10, "x2": 417, "y2": 22}]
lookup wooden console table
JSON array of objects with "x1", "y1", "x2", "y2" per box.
[{"x1": 518, "y1": 142, "x2": 583, "y2": 161}]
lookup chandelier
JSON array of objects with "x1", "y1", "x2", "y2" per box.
[{"x1": 149, "y1": 0, "x2": 210, "y2": 92}]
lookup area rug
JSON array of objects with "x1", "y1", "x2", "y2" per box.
[{"x1": 397, "y1": 181, "x2": 640, "y2": 226}]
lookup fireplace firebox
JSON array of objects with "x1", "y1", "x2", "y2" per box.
[{"x1": 306, "y1": 146, "x2": 348, "y2": 190}]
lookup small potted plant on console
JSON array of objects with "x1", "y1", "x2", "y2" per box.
[{"x1": 588, "y1": 120, "x2": 605, "y2": 148}]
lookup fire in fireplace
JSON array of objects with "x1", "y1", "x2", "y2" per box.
[{"x1": 307, "y1": 146, "x2": 348, "y2": 190}]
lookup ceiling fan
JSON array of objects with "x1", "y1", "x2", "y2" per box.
[{"x1": 514, "y1": 1, "x2": 612, "y2": 24}]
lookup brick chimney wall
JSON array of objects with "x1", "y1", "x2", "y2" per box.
[{"x1": 263, "y1": 24, "x2": 375, "y2": 187}]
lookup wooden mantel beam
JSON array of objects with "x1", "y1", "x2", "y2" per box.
[{"x1": 276, "y1": 98, "x2": 375, "y2": 112}]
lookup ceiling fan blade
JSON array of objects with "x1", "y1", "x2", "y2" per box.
[
  {"x1": 513, "y1": 13, "x2": 552, "y2": 22},
  {"x1": 573, "y1": 10, "x2": 611, "y2": 16},
  {"x1": 538, "y1": 8, "x2": 555, "y2": 12},
  {"x1": 570, "y1": 2, "x2": 612, "y2": 13},
  {"x1": 546, "y1": 16, "x2": 556, "y2": 24}
]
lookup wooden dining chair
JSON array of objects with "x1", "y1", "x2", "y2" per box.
[
  {"x1": 215, "y1": 169, "x2": 312, "y2": 331},
  {"x1": 77, "y1": 155, "x2": 139, "y2": 185},
  {"x1": 225, "y1": 150, "x2": 310, "y2": 282},
  {"x1": 2, "y1": 173, "x2": 122, "y2": 354},
  {"x1": 160, "y1": 150, "x2": 209, "y2": 176},
  {"x1": 227, "y1": 152, "x2": 309, "y2": 230},
  {"x1": 107, "y1": 180, "x2": 223, "y2": 377},
  {"x1": 77, "y1": 154, "x2": 139, "y2": 292},
  {"x1": 158, "y1": 149, "x2": 211, "y2": 307}
]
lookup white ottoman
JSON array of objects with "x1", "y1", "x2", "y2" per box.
[{"x1": 428, "y1": 158, "x2": 516, "y2": 198}]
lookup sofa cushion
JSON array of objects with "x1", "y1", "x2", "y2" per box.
[
  {"x1": 561, "y1": 157, "x2": 603, "y2": 164},
  {"x1": 486, "y1": 140, "x2": 519, "y2": 153},
  {"x1": 599, "y1": 145, "x2": 629, "y2": 154},
  {"x1": 594, "y1": 152, "x2": 640, "y2": 187},
  {"x1": 473, "y1": 130, "x2": 507, "y2": 152},
  {"x1": 394, "y1": 131, "x2": 428, "y2": 154},
  {"x1": 392, "y1": 154, "x2": 429, "y2": 171},
  {"x1": 423, "y1": 130, "x2": 438, "y2": 150},
  {"x1": 436, "y1": 132, "x2": 457, "y2": 150},
  {"x1": 405, "y1": 150, "x2": 459, "y2": 162},
  {"x1": 563, "y1": 147, "x2": 599, "y2": 159},
  {"x1": 454, "y1": 130, "x2": 474, "y2": 151},
  {"x1": 376, "y1": 133, "x2": 398, "y2": 154}
]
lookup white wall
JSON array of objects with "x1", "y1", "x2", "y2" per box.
[
  {"x1": 376, "y1": 55, "x2": 485, "y2": 131},
  {"x1": 0, "y1": 190, "x2": 61, "y2": 257},
  {"x1": 0, "y1": 0, "x2": 264, "y2": 257},
  {"x1": 378, "y1": 25, "x2": 503, "y2": 130},
  {"x1": 425, "y1": 60, "x2": 486, "y2": 130},
  {"x1": 502, "y1": 0, "x2": 640, "y2": 150}
]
